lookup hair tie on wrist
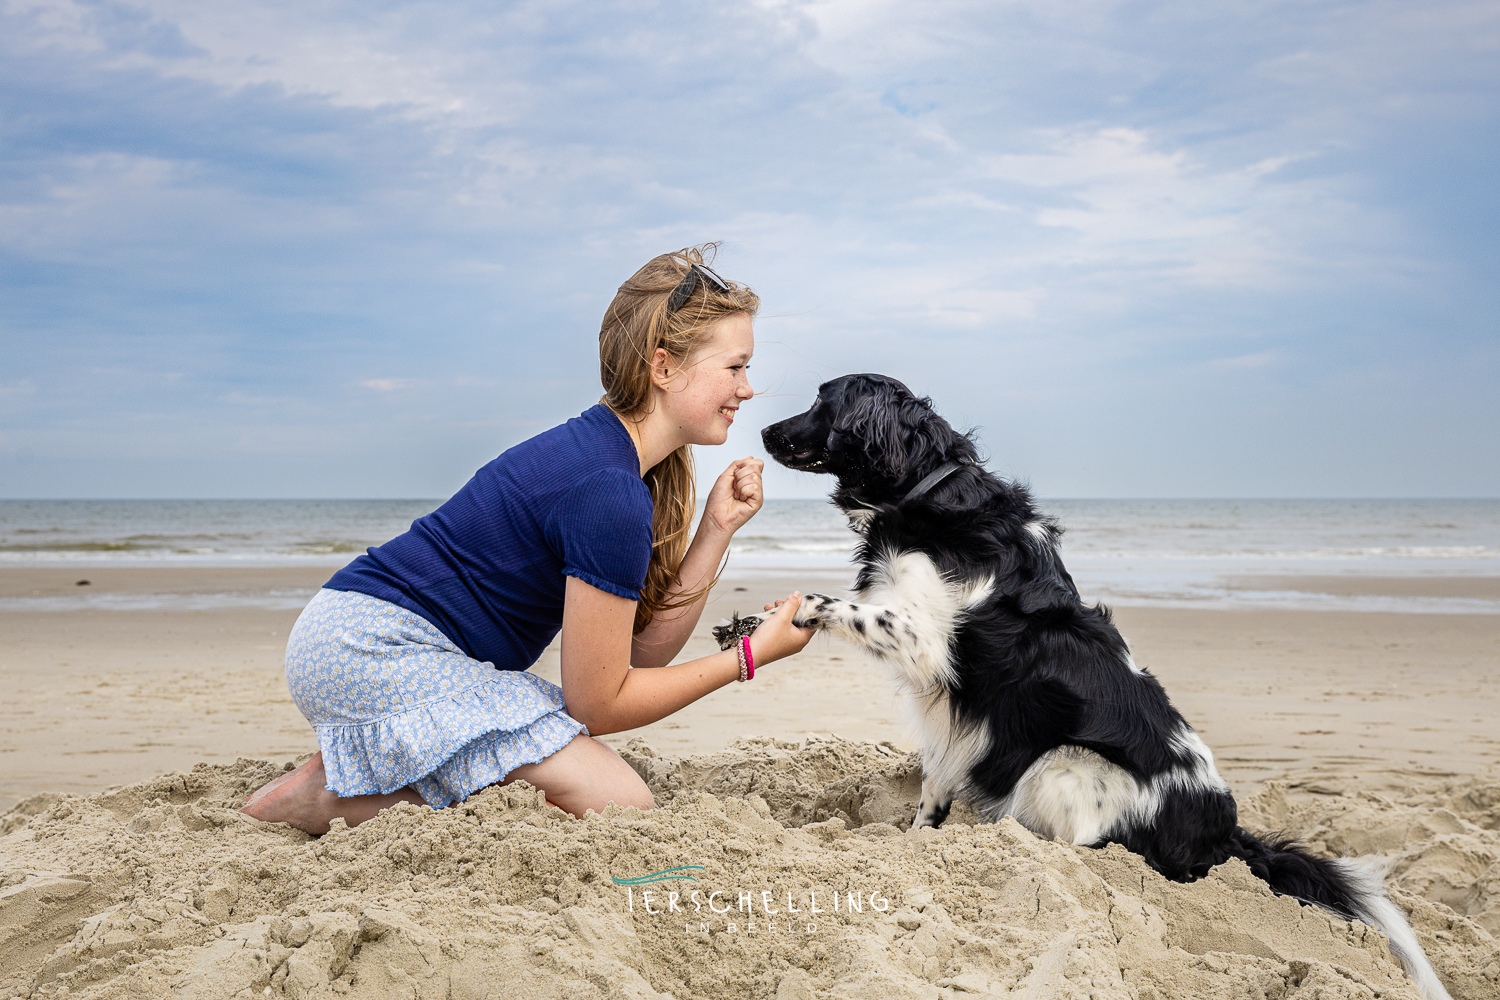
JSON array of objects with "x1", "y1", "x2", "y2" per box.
[{"x1": 741, "y1": 635, "x2": 755, "y2": 681}]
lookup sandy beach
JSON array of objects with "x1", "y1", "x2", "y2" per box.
[
  {"x1": 2, "y1": 565, "x2": 1498, "y2": 997},
  {"x1": 4, "y1": 566, "x2": 1497, "y2": 809}
]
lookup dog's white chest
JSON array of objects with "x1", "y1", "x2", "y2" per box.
[{"x1": 851, "y1": 550, "x2": 992, "y2": 693}]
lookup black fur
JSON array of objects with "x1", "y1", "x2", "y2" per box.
[{"x1": 761, "y1": 375, "x2": 1397, "y2": 918}]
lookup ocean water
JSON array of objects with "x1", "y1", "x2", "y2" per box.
[
  {"x1": 1, "y1": 498, "x2": 1497, "y2": 614},
  {"x1": 0, "y1": 499, "x2": 440, "y2": 564}
]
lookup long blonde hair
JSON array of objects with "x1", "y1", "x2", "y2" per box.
[{"x1": 599, "y1": 243, "x2": 760, "y2": 633}]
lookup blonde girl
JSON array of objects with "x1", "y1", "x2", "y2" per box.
[{"x1": 244, "y1": 246, "x2": 813, "y2": 833}]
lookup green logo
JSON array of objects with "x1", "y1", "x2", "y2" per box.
[{"x1": 610, "y1": 865, "x2": 706, "y2": 886}]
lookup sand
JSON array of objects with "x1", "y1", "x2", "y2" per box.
[
  {"x1": 2, "y1": 566, "x2": 1498, "y2": 997},
  {"x1": 5, "y1": 567, "x2": 1499, "y2": 810},
  {"x1": 2, "y1": 740, "x2": 1497, "y2": 998}
]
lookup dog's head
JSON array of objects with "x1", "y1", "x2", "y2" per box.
[{"x1": 761, "y1": 374, "x2": 977, "y2": 494}]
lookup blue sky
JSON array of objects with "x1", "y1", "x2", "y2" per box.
[{"x1": 2, "y1": 0, "x2": 1497, "y2": 499}]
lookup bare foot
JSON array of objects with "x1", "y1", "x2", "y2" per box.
[
  {"x1": 242, "y1": 752, "x2": 340, "y2": 835},
  {"x1": 243, "y1": 752, "x2": 428, "y2": 835}
]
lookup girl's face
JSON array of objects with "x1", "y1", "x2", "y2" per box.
[{"x1": 656, "y1": 313, "x2": 755, "y2": 447}]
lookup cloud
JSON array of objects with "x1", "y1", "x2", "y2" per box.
[
  {"x1": 1, "y1": 0, "x2": 1496, "y2": 497},
  {"x1": 978, "y1": 127, "x2": 1366, "y2": 290}
]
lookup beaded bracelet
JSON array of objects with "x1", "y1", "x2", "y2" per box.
[
  {"x1": 741, "y1": 635, "x2": 755, "y2": 681},
  {"x1": 736, "y1": 638, "x2": 748, "y2": 682}
]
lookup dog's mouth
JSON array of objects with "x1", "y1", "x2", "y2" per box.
[
  {"x1": 778, "y1": 448, "x2": 827, "y2": 472},
  {"x1": 762, "y1": 424, "x2": 831, "y2": 472}
]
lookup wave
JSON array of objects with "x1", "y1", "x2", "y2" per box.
[
  {"x1": 1065, "y1": 545, "x2": 1500, "y2": 560},
  {"x1": 0, "y1": 589, "x2": 318, "y2": 612},
  {"x1": 729, "y1": 541, "x2": 857, "y2": 554}
]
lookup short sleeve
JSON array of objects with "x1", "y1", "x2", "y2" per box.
[{"x1": 549, "y1": 468, "x2": 654, "y2": 601}]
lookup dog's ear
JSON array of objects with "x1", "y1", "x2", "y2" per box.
[{"x1": 828, "y1": 381, "x2": 945, "y2": 483}]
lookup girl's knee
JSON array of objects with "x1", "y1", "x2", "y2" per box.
[
  {"x1": 507, "y1": 735, "x2": 653, "y2": 815},
  {"x1": 582, "y1": 738, "x2": 654, "y2": 812},
  {"x1": 554, "y1": 773, "x2": 652, "y2": 817},
  {"x1": 613, "y1": 778, "x2": 654, "y2": 812}
]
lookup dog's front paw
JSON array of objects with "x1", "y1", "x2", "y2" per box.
[
  {"x1": 792, "y1": 593, "x2": 835, "y2": 630},
  {"x1": 712, "y1": 613, "x2": 763, "y2": 650}
]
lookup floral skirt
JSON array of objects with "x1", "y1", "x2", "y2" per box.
[{"x1": 284, "y1": 588, "x2": 586, "y2": 808}]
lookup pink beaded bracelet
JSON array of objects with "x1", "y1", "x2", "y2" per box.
[{"x1": 741, "y1": 635, "x2": 755, "y2": 681}]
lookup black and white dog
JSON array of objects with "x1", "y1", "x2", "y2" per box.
[{"x1": 753, "y1": 373, "x2": 1450, "y2": 1000}]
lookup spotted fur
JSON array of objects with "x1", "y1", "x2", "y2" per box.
[{"x1": 760, "y1": 373, "x2": 1452, "y2": 1000}]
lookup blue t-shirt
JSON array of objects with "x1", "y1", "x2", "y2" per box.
[{"x1": 325, "y1": 404, "x2": 654, "y2": 670}]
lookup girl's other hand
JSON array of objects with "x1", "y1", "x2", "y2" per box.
[
  {"x1": 702, "y1": 456, "x2": 764, "y2": 536},
  {"x1": 749, "y1": 592, "x2": 815, "y2": 666}
]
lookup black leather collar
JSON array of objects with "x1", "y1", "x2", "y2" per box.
[{"x1": 900, "y1": 461, "x2": 965, "y2": 505}]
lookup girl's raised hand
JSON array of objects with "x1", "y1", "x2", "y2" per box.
[{"x1": 702, "y1": 456, "x2": 764, "y2": 536}]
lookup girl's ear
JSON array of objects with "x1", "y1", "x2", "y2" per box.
[{"x1": 650, "y1": 347, "x2": 677, "y2": 391}]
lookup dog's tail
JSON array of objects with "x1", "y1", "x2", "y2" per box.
[{"x1": 1228, "y1": 828, "x2": 1451, "y2": 1000}]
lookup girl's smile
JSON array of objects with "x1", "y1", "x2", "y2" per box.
[{"x1": 657, "y1": 311, "x2": 755, "y2": 448}]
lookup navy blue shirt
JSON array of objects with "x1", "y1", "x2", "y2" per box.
[{"x1": 326, "y1": 404, "x2": 654, "y2": 670}]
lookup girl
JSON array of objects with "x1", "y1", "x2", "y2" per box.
[{"x1": 243, "y1": 246, "x2": 814, "y2": 833}]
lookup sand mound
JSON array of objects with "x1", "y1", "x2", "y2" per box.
[{"x1": 2, "y1": 736, "x2": 1496, "y2": 999}]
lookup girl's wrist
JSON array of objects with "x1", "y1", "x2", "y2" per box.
[
  {"x1": 726, "y1": 636, "x2": 765, "y2": 680},
  {"x1": 696, "y1": 511, "x2": 738, "y2": 543},
  {"x1": 690, "y1": 521, "x2": 738, "y2": 551}
]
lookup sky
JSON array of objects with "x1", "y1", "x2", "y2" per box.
[{"x1": 2, "y1": 0, "x2": 1497, "y2": 500}]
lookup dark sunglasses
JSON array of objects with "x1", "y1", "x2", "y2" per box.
[{"x1": 667, "y1": 260, "x2": 731, "y2": 312}]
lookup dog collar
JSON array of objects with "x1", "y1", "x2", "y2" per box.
[{"x1": 901, "y1": 461, "x2": 965, "y2": 505}]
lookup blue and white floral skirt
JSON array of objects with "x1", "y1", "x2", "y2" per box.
[{"x1": 284, "y1": 588, "x2": 586, "y2": 808}]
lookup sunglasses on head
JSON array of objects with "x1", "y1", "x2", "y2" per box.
[{"x1": 667, "y1": 259, "x2": 731, "y2": 312}]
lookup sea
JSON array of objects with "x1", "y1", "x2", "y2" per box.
[{"x1": 1, "y1": 498, "x2": 1497, "y2": 615}]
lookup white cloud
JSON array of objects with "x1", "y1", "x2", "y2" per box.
[
  {"x1": 14, "y1": 0, "x2": 493, "y2": 122},
  {"x1": 2, "y1": 0, "x2": 1495, "y2": 496},
  {"x1": 980, "y1": 127, "x2": 1350, "y2": 288}
]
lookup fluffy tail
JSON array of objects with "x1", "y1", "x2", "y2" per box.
[{"x1": 1229, "y1": 829, "x2": 1452, "y2": 1000}]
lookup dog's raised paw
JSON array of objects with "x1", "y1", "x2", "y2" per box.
[
  {"x1": 712, "y1": 613, "x2": 763, "y2": 650},
  {"x1": 791, "y1": 593, "x2": 834, "y2": 629}
]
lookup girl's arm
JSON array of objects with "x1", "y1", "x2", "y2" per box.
[
  {"x1": 561, "y1": 575, "x2": 812, "y2": 735},
  {"x1": 630, "y1": 457, "x2": 763, "y2": 669}
]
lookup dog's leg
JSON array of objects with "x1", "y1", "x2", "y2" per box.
[
  {"x1": 791, "y1": 552, "x2": 990, "y2": 684},
  {"x1": 912, "y1": 774, "x2": 953, "y2": 830},
  {"x1": 792, "y1": 592, "x2": 958, "y2": 687},
  {"x1": 794, "y1": 594, "x2": 920, "y2": 656}
]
